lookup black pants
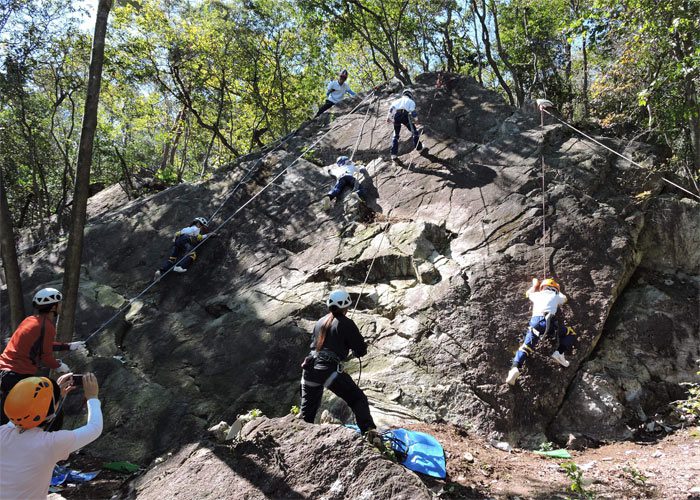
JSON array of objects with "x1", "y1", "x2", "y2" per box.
[
  {"x1": 315, "y1": 100, "x2": 336, "y2": 117},
  {"x1": 391, "y1": 110, "x2": 420, "y2": 155},
  {"x1": 300, "y1": 364, "x2": 375, "y2": 433},
  {"x1": 159, "y1": 234, "x2": 196, "y2": 273},
  {"x1": 0, "y1": 371, "x2": 63, "y2": 429}
]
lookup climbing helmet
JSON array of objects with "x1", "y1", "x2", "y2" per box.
[
  {"x1": 336, "y1": 156, "x2": 349, "y2": 166},
  {"x1": 327, "y1": 290, "x2": 352, "y2": 309},
  {"x1": 339, "y1": 69, "x2": 348, "y2": 79},
  {"x1": 4, "y1": 377, "x2": 55, "y2": 430},
  {"x1": 192, "y1": 217, "x2": 208, "y2": 228},
  {"x1": 32, "y1": 287, "x2": 63, "y2": 307},
  {"x1": 540, "y1": 278, "x2": 560, "y2": 292},
  {"x1": 402, "y1": 89, "x2": 413, "y2": 98}
]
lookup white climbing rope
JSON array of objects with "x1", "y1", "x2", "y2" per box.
[
  {"x1": 351, "y1": 85, "x2": 441, "y2": 316},
  {"x1": 84, "y1": 90, "x2": 380, "y2": 344},
  {"x1": 541, "y1": 108, "x2": 700, "y2": 202}
]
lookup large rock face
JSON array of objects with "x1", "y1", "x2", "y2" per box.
[
  {"x1": 2, "y1": 74, "x2": 698, "y2": 465},
  {"x1": 127, "y1": 416, "x2": 432, "y2": 499}
]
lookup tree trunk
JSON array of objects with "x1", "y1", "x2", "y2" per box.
[
  {"x1": 582, "y1": 37, "x2": 589, "y2": 117},
  {"x1": 0, "y1": 172, "x2": 25, "y2": 330},
  {"x1": 58, "y1": 0, "x2": 112, "y2": 343},
  {"x1": 471, "y1": 0, "x2": 515, "y2": 106},
  {"x1": 160, "y1": 105, "x2": 186, "y2": 172}
]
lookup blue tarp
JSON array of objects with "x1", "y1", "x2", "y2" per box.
[
  {"x1": 345, "y1": 425, "x2": 446, "y2": 479},
  {"x1": 51, "y1": 466, "x2": 100, "y2": 486}
]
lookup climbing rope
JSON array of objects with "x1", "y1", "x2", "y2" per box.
[
  {"x1": 350, "y1": 94, "x2": 378, "y2": 161},
  {"x1": 351, "y1": 85, "x2": 441, "y2": 317},
  {"x1": 540, "y1": 106, "x2": 548, "y2": 280},
  {"x1": 83, "y1": 90, "x2": 380, "y2": 344},
  {"x1": 540, "y1": 108, "x2": 700, "y2": 202}
]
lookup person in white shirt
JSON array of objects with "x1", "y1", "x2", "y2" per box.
[
  {"x1": 506, "y1": 278, "x2": 576, "y2": 386},
  {"x1": 154, "y1": 216, "x2": 213, "y2": 280},
  {"x1": 322, "y1": 156, "x2": 365, "y2": 209},
  {"x1": 386, "y1": 89, "x2": 423, "y2": 160},
  {"x1": 0, "y1": 372, "x2": 103, "y2": 500},
  {"x1": 315, "y1": 70, "x2": 356, "y2": 117}
]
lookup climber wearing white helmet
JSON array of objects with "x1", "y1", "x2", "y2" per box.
[
  {"x1": 322, "y1": 156, "x2": 366, "y2": 209},
  {"x1": 154, "y1": 216, "x2": 213, "y2": 280},
  {"x1": 314, "y1": 69, "x2": 357, "y2": 117},
  {"x1": 387, "y1": 88, "x2": 422, "y2": 160},
  {"x1": 0, "y1": 288, "x2": 85, "y2": 425},
  {"x1": 300, "y1": 290, "x2": 380, "y2": 444}
]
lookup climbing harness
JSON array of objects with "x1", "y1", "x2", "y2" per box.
[
  {"x1": 83, "y1": 90, "x2": 381, "y2": 345},
  {"x1": 540, "y1": 107, "x2": 700, "y2": 202}
]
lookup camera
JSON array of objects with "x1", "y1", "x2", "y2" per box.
[{"x1": 72, "y1": 374, "x2": 83, "y2": 387}]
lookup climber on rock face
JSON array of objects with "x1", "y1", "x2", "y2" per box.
[
  {"x1": 387, "y1": 89, "x2": 422, "y2": 160},
  {"x1": 314, "y1": 69, "x2": 356, "y2": 118},
  {"x1": 322, "y1": 156, "x2": 365, "y2": 209},
  {"x1": 0, "y1": 288, "x2": 84, "y2": 425},
  {"x1": 154, "y1": 216, "x2": 212, "y2": 280},
  {"x1": 300, "y1": 290, "x2": 382, "y2": 446},
  {"x1": 506, "y1": 278, "x2": 576, "y2": 386}
]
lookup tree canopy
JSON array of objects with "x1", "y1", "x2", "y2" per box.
[{"x1": 1, "y1": 0, "x2": 698, "y2": 238}]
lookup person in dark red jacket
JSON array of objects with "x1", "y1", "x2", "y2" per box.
[{"x1": 0, "y1": 288, "x2": 86, "y2": 424}]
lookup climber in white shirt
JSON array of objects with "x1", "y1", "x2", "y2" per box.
[
  {"x1": 386, "y1": 89, "x2": 422, "y2": 160},
  {"x1": 506, "y1": 278, "x2": 577, "y2": 386},
  {"x1": 322, "y1": 156, "x2": 366, "y2": 209},
  {"x1": 315, "y1": 69, "x2": 356, "y2": 117}
]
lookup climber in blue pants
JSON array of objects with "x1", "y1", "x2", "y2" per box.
[
  {"x1": 506, "y1": 278, "x2": 576, "y2": 386},
  {"x1": 322, "y1": 156, "x2": 365, "y2": 209},
  {"x1": 154, "y1": 217, "x2": 212, "y2": 280}
]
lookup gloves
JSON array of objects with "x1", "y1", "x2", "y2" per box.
[
  {"x1": 55, "y1": 361, "x2": 71, "y2": 374},
  {"x1": 69, "y1": 341, "x2": 87, "y2": 354}
]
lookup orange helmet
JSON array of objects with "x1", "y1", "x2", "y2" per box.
[
  {"x1": 4, "y1": 377, "x2": 55, "y2": 430},
  {"x1": 540, "y1": 278, "x2": 560, "y2": 292}
]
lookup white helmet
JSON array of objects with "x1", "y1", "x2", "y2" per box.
[
  {"x1": 192, "y1": 217, "x2": 208, "y2": 227},
  {"x1": 327, "y1": 290, "x2": 352, "y2": 309},
  {"x1": 402, "y1": 89, "x2": 413, "y2": 98},
  {"x1": 32, "y1": 288, "x2": 63, "y2": 306},
  {"x1": 336, "y1": 156, "x2": 349, "y2": 166}
]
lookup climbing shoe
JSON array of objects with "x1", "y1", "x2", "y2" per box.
[
  {"x1": 390, "y1": 154, "x2": 398, "y2": 161},
  {"x1": 173, "y1": 266, "x2": 187, "y2": 273},
  {"x1": 551, "y1": 351, "x2": 570, "y2": 367},
  {"x1": 506, "y1": 367, "x2": 520, "y2": 386},
  {"x1": 416, "y1": 141, "x2": 423, "y2": 152},
  {"x1": 153, "y1": 270, "x2": 161, "y2": 280},
  {"x1": 364, "y1": 429, "x2": 386, "y2": 452}
]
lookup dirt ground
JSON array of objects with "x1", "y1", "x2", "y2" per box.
[
  {"x1": 408, "y1": 423, "x2": 700, "y2": 499},
  {"x1": 54, "y1": 425, "x2": 700, "y2": 499}
]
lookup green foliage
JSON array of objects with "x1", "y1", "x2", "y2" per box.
[
  {"x1": 247, "y1": 408, "x2": 263, "y2": 418},
  {"x1": 538, "y1": 441, "x2": 554, "y2": 452},
  {"x1": 622, "y1": 464, "x2": 648, "y2": 486},
  {"x1": 2, "y1": 0, "x2": 698, "y2": 236},
  {"x1": 560, "y1": 461, "x2": 594, "y2": 498},
  {"x1": 673, "y1": 363, "x2": 700, "y2": 425},
  {"x1": 289, "y1": 405, "x2": 300, "y2": 416}
]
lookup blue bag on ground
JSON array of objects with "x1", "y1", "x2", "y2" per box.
[
  {"x1": 51, "y1": 465, "x2": 100, "y2": 486},
  {"x1": 345, "y1": 425, "x2": 447, "y2": 479},
  {"x1": 385, "y1": 428, "x2": 446, "y2": 479}
]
